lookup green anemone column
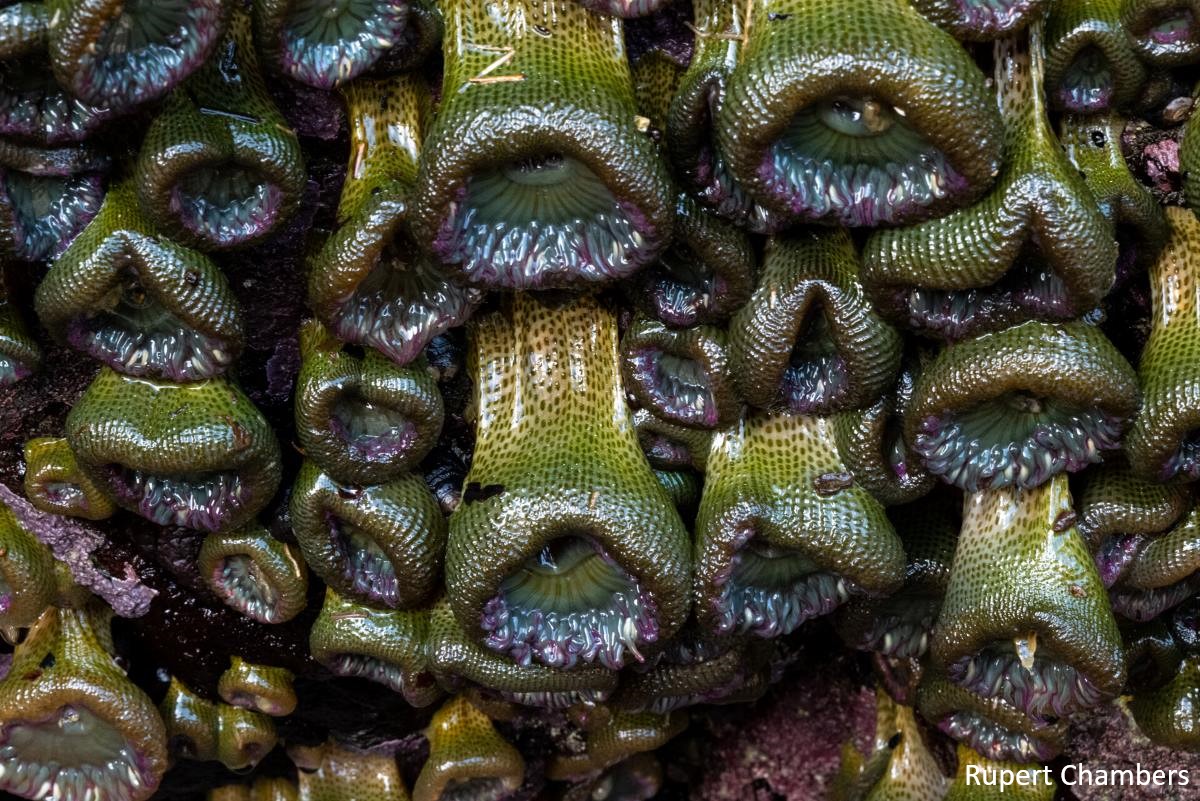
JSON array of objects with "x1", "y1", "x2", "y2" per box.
[
  {"x1": 729, "y1": 229, "x2": 902, "y2": 416},
  {"x1": 693, "y1": 410, "x2": 906, "y2": 639},
  {"x1": 0, "y1": 167, "x2": 105, "y2": 263},
  {"x1": 65, "y1": 368, "x2": 282, "y2": 533},
  {"x1": 46, "y1": 0, "x2": 227, "y2": 112},
  {"x1": 1182, "y1": 81, "x2": 1200, "y2": 212},
  {"x1": 445, "y1": 293, "x2": 691, "y2": 670},
  {"x1": 22, "y1": 437, "x2": 115, "y2": 520},
  {"x1": 412, "y1": 695, "x2": 525, "y2": 801},
  {"x1": 35, "y1": 178, "x2": 244, "y2": 382},
  {"x1": 290, "y1": 739, "x2": 409, "y2": 801},
  {"x1": 197, "y1": 525, "x2": 309, "y2": 624},
  {"x1": 309, "y1": 75, "x2": 481, "y2": 367},
  {"x1": 1130, "y1": 655, "x2": 1200, "y2": 750},
  {"x1": 0, "y1": 280, "x2": 40, "y2": 387},
  {"x1": 1110, "y1": 503, "x2": 1200, "y2": 621},
  {"x1": 217, "y1": 657, "x2": 297, "y2": 717},
  {"x1": 862, "y1": 21, "x2": 1117, "y2": 341},
  {"x1": 944, "y1": 745, "x2": 1055, "y2": 800},
  {"x1": 253, "y1": 0, "x2": 411, "y2": 89},
  {"x1": 1127, "y1": 206, "x2": 1200, "y2": 482},
  {"x1": 0, "y1": 603, "x2": 169, "y2": 801},
  {"x1": 410, "y1": 0, "x2": 674, "y2": 290},
  {"x1": 931, "y1": 475, "x2": 1126, "y2": 721},
  {"x1": 717, "y1": 0, "x2": 1002, "y2": 228},
  {"x1": 1045, "y1": 0, "x2": 1147, "y2": 112},
  {"x1": 831, "y1": 689, "x2": 947, "y2": 801},
  {"x1": 545, "y1": 710, "x2": 686, "y2": 781},
  {"x1": 1121, "y1": 0, "x2": 1200, "y2": 66},
  {"x1": 134, "y1": 9, "x2": 305, "y2": 250},
  {"x1": 159, "y1": 676, "x2": 278, "y2": 772},
  {"x1": 0, "y1": 500, "x2": 56, "y2": 632}
]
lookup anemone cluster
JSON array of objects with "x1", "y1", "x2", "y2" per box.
[{"x1": 2, "y1": 0, "x2": 1200, "y2": 800}]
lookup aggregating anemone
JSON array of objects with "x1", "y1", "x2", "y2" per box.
[{"x1": 1, "y1": 1, "x2": 1200, "y2": 799}]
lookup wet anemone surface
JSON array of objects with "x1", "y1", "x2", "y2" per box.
[
  {"x1": 1161, "y1": 430, "x2": 1200, "y2": 481},
  {"x1": 627, "y1": 349, "x2": 717, "y2": 427},
  {"x1": 101, "y1": 465, "x2": 247, "y2": 532},
  {"x1": 278, "y1": 0, "x2": 409, "y2": 88},
  {"x1": 0, "y1": 705, "x2": 152, "y2": 801},
  {"x1": 712, "y1": 539, "x2": 856, "y2": 638},
  {"x1": 947, "y1": 644, "x2": 1104, "y2": 718},
  {"x1": 1111, "y1": 575, "x2": 1200, "y2": 622},
  {"x1": 209, "y1": 555, "x2": 281, "y2": 624},
  {"x1": 780, "y1": 307, "x2": 848, "y2": 413},
  {"x1": 1057, "y1": 47, "x2": 1115, "y2": 113},
  {"x1": 0, "y1": 57, "x2": 114, "y2": 144},
  {"x1": 1, "y1": 171, "x2": 104, "y2": 262},
  {"x1": 436, "y1": 154, "x2": 655, "y2": 288},
  {"x1": 328, "y1": 395, "x2": 418, "y2": 464},
  {"x1": 169, "y1": 165, "x2": 286, "y2": 250},
  {"x1": 912, "y1": 391, "x2": 1123, "y2": 491},
  {"x1": 937, "y1": 710, "x2": 1057, "y2": 763},
  {"x1": 326, "y1": 514, "x2": 400, "y2": 607},
  {"x1": 480, "y1": 536, "x2": 659, "y2": 670},
  {"x1": 642, "y1": 248, "x2": 728, "y2": 328},
  {"x1": 762, "y1": 97, "x2": 968, "y2": 227}
]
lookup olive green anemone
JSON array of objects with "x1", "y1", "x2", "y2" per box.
[
  {"x1": 134, "y1": 9, "x2": 304, "y2": 250},
  {"x1": 861, "y1": 22, "x2": 1116, "y2": 342},
  {"x1": 932, "y1": 475, "x2": 1125, "y2": 720},
  {"x1": 159, "y1": 677, "x2": 278, "y2": 772},
  {"x1": 620, "y1": 315, "x2": 737, "y2": 430},
  {"x1": 1074, "y1": 459, "x2": 1192, "y2": 588},
  {"x1": 916, "y1": 668, "x2": 1069, "y2": 763},
  {"x1": 209, "y1": 777, "x2": 298, "y2": 801},
  {"x1": 545, "y1": 711, "x2": 686, "y2": 781},
  {"x1": 1127, "y1": 207, "x2": 1200, "y2": 483},
  {"x1": 295, "y1": 320, "x2": 444, "y2": 485},
  {"x1": 833, "y1": 348, "x2": 936, "y2": 506},
  {"x1": 716, "y1": 0, "x2": 1002, "y2": 228},
  {"x1": 291, "y1": 462, "x2": 445, "y2": 610},
  {"x1": 197, "y1": 525, "x2": 309, "y2": 625},
  {"x1": 633, "y1": 409, "x2": 712, "y2": 473},
  {"x1": 0, "y1": 289, "x2": 40, "y2": 387},
  {"x1": 290, "y1": 740, "x2": 408, "y2": 801},
  {"x1": 445, "y1": 293, "x2": 692, "y2": 670},
  {"x1": 611, "y1": 633, "x2": 774, "y2": 714},
  {"x1": 0, "y1": 604, "x2": 169, "y2": 801},
  {"x1": 0, "y1": 502, "x2": 56, "y2": 632},
  {"x1": 217, "y1": 658, "x2": 297, "y2": 718},
  {"x1": 1121, "y1": 0, "x2": 1200, "y2": 65},
  {"x1": 252, "y1": 0, "x2": 410, "y2": 89},
  {"x1": 65, "y1": 368, "x2": 282, "y2": 532},
  {"x1": 906, "y1": 321, "x2": 1139, "y2": 492},
  {"x1": 47, "y1": 0, "x2": 227, "y2": 112},
  {"x1": 309, "y1": 587, "x2": 442, "y2": 708},
  {"x1": 410, "y1": 0, "x2": 673, "y2": 290},
  {"x1": 944, "y1": 744, "x2": 1055, "y2": 801},
  {"x1": 1183, "y1": 82, "x2": 1200, "y2": 213},
  {"x1": 729, "y1": 229, "x2": 902, "y2": 416},
  {"x1": 1045, "y1": 0, "x2": 1147, "y2": 112},
  {"x1": 1059, "y1": 114, "x2": 1168, "y2": 266},
  {"x1": 427, "y1": 597, "x2": 617, "y2": 711},
  {"x1": 834, "y1": 490, "x2": 957, "y2": 660},
  {"x1": 910, "y1": 0, "x2": 1051, "y2": 40},
  {"x1": 309, "y1": 76, "x2": 481, "y2": 368},
  {"x1": 0, "y1": 9, "x2": 115, "y2": 146},
  {"x1": 694, "y1": 410, "x2": 906, "y2": 639},
  {"x1": 560, "y1": 754, "x2": 662, "y2": 801},
  {"x1": 666, "y1": 0, "x2": 782, "y2": 234},
  {"x1": 831, "y1": 689, "x2": 947, "y2": 801},
  {"x1": 1110, "y1": 503, "x2": 1200, "y2": 622},
  {"x1": 35, "y1": 180, "x2": 243, "y2": 382},
  {"x1": 412, "y1": 695, "x2": 525, "y2": 801},
  {"x1": 1129, "y1": 655, "x2": 1200, "y2": 750},
  {"x1": 22, "y1": 437, "x2": 115, "y2": 521},
  {"x1": 0, "y1": 168, "x2": 104, "y2": 262}
]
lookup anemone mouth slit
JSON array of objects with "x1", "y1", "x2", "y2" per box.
[
  {"x1": 912, "y1": 392, "x2": 1123, "y2": 491},
  {"x1": 0, "y1": 56, "x2": 112, "y2": 144},
  {"x1": 693, "y1": 119, "x2": 780, "y2": 234},
  {"x1": 212, "y1": 555, "x2": 281, "y2": 624},
  {"x1": 0, "y1": 704, "x2": 153, "y2": 801},
  {"x1": 781, "y1": 304, "x2": 848, "y2": 414},
  {"x1": 1162, "y1": 431, "x2": 1200, "y2": 481},
  {"x1": 901, "y1": 258, "x2": 1075, "y2": 341},
  {"x1": 1147, "y1": 8, "x2": 1196, "y2": 45},
  {"x1": 332, "y1": 237, "x2": 477, "y2": 367},
  {"x1": 937, "y1": 710, "x2": 1056, "y2": 763},
  {"x1": 1058, "y1": 46, "x2": 1115, "y2": 113},
  {"x1": 1094, "y1": 534, "x2": 1143, "y2": 589},
  {"x1": 279, "y1": 0, "x2": 408, "y2": 88},
  {"x1": 76, "y1": 0, "x2": 223, "y2": 108},
  {"x1": 628, "y1": 348, "x2": 717, "y2": 428},
  {"x1": 438, "y1": 152, "x2": 655, "y2": 288},
  {"x1": 497, "y1": 688, "x2": 611, "y2": 710},
  {"x1": 856, "y1": 601, "x2": 935, "y2": 659},
  {"x1": 1111, "y1": 575, "x2": 1200, "y2": 622},
  {"x1": 713, "y1": 537, "x2": 855, "y2": 638},
  {"x1": 480, "y1": 535, "x2": 659, "y2": 670},
  {"x1": 326, "y1": 514, "x2": 399, "y2": 608},
  {"x1": 647, "y1": 246, "x2": 724, "y2": 328},
  {"x1": 328, "y1": 395, "x2": 418, "y2": 464},
  {"x1": 169, "y1": 163, "x2": 284, "y2": 248},
  {"x1": 66, "y1": 273, "x2": 235, "y2": 381},
  {"x1": 762, "y1": 95, "x2": 966, "y2": 226},
  {"x1": 102, "y1": 464, "x2": 247, "y2": 532},
  {"x1": 947, "y1": 644, "x2": 1104, "y2": 717},
  {"x1": 325, "y1": 652, "x2": 410, "y2": 695},
  {"x1": 2, "y1": 171, "x2": 104, "y2": 261}
]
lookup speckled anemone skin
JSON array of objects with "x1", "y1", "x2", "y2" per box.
[{"x1": 3, "y1": 0, "x2": 1200, "y2": 798}]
